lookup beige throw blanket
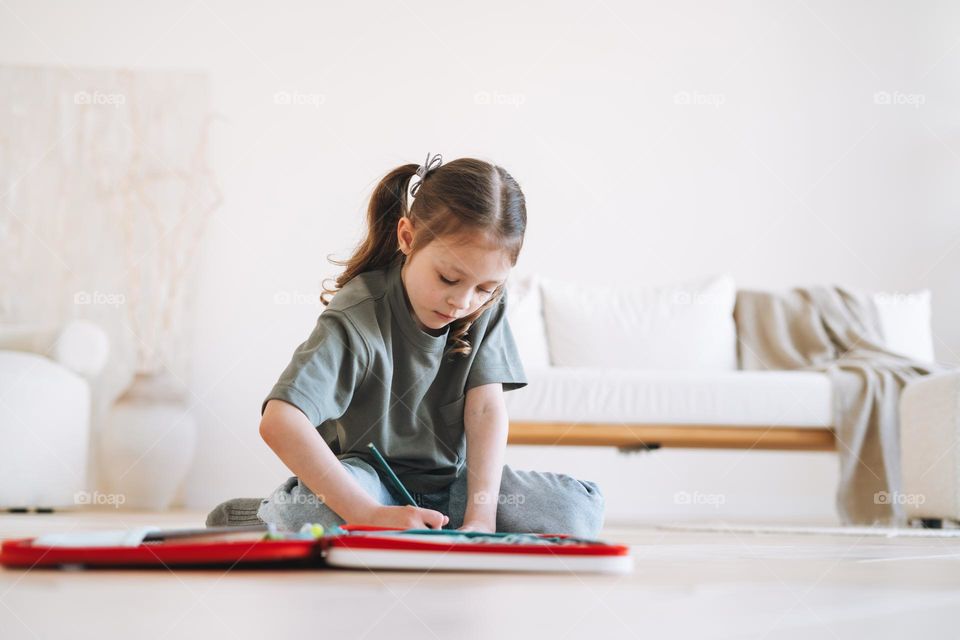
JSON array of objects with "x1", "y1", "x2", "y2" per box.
[{"x1": 734, "y1": 287, "x2": 944, "y2": 525}]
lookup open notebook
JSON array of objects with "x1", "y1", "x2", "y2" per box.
[{"x1": 0, "y1": 524, "x2": 633, "y2": 574}]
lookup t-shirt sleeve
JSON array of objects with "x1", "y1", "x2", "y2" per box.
[
  {"x1": 261, "y1": 309, "x2": 369, "y2": 426},
  {"x1": 465, "y1": 288, "x2": 528, "y2": 393}
]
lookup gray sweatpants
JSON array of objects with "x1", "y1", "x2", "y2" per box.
[{"x1": 256, "y1": 457, "x2": 606, "y2": 539}]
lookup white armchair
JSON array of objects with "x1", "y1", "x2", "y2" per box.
[{"x1": 0, "y1": 320, "x2": 109, "y2": 509}]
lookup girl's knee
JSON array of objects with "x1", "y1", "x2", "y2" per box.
[
  {"x1": 257, "y1": 476, "x2": 343, "y2": 531},
  {"x1": 562, "y1": 479, "x2": 605, "y2": 538},
  {"x1": 497, "y1": 470, "x2": 606, "y2": 538}
]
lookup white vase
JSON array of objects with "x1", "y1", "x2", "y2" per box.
[{"x1": 100, "y1": 372, "x2": 197, "y2": 510}]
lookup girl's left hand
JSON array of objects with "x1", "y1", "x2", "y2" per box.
[{"x1": 457, "y1": 521, "x2": 495, "y2": 534}]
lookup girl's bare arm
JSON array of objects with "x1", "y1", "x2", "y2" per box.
[{"x1": 259, "y1": 399, "x2": 447, "y2": 528}]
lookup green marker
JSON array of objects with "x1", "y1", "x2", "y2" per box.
[{"x1": 367, "y1": 442, "x2": 417, "y2": 507}]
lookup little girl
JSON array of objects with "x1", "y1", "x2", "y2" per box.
[{"x1": 207, "y1": 153, "x2": 605, "y2": 537}]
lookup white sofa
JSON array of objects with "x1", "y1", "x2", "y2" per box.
[
  {"x1": 503, "y1": 274, "x2": 937, "y2": 452},
  {"x1": 0, "y1": 320, "x2": 109, "y2": 509}
]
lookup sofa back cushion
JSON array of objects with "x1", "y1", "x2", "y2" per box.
[
  {"x1": 506, "y1": 274, "x2": 937, "y2": 371},
  {"x1": 872, "y1": 290, "x2": 935, "y2": 362},
  {"x1": 505, "y1": 274, "x2": 552, "y2": 370},
  {"x1": 539, "y1": 275, "x2": 738, "y2": 371}
]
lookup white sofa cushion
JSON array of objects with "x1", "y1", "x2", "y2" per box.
[
  {"x1": 872, "y1": 290, "x2": 935, "y2": 363},
  {"x1": 506, "y1": 274, "x2": 551, "y2": 369},
  {"x1": 539, "y1": 275, "x2": 738, "y2": 371},
  {"x1": 505, "y1": 367, "x2": 832, "y2": 427}
]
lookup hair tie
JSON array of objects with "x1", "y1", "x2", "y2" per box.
[{"x1": 410, "y1": 152, "x2": 443, "y2": 198}]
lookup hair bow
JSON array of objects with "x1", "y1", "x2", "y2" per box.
[{"x1": 410, "y1": 152, "x2": 443, "y2": 198}]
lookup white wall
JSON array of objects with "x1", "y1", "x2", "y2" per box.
[{"x1": 3, "y1": 1, "x2": 958, "y2": 523}]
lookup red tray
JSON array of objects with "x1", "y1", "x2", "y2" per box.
[{"x1": 0, "y1": 524, "x2": 632, "y2": 574}]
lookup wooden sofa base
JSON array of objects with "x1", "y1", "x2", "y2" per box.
[{"x1": 507, "y1": 422, "x2": 836, "y2": 452}]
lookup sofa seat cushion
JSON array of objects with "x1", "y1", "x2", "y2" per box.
[{"x1": 504, "y1": 367, "x2": 832, "y2": 428}]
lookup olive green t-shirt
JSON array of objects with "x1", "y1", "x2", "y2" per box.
[{"x1": 262, "y1": 257, "x2": 527, "y2": 493}]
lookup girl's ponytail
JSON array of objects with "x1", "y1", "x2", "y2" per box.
[{"x1": 322, "y1": 164, "x2": 418, "y2": 305}]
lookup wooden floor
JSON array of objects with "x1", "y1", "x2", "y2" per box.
[{"x1": 2, "y1": 509, "x2": 959, "y2": 639}]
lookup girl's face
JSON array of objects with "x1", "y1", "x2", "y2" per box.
[{"x1": 397, "y1": 218, "x2": 512, "y2": 336}]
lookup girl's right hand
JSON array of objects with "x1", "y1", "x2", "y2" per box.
[{"x1": 363, "y1": 504, "x2": 449, "y2": 530}]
